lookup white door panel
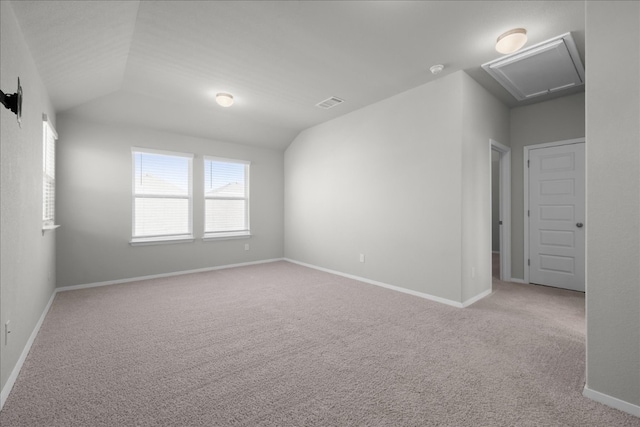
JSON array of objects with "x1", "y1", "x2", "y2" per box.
[{"x1": 529, "y1": 142, "x2": 585, "y2": 291}]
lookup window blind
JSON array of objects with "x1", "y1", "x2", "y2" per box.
[
  {"x1": 132, "y1": 149, "x2": 193, "y2": 240},
  {"x1": 204, "y1": 157, "x2": 250, "y2": 236},
  {"x1": 42, "y1": 116, "x2": 57, "y2": 226}
]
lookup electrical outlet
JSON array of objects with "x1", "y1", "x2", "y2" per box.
[
  {"x1": 244, "y1": 243, "x2": 250, "y2": 251},
  {"x1": 359, "y1": 254, "x2": 365, "y2": 263},
  {"x1": 471, "y1": 267, "x2": 476, "y2": 278},
  {"x1": 5, "y1": 320, "x2": 11, "y2": 345}
]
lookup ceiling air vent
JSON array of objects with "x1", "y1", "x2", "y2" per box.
[
  {"x1": 316, "y1": 96, "x2": 344, "y2": 109},
  {"x1": 482, "y1": 32, "x2": 585, "y2": 101}
]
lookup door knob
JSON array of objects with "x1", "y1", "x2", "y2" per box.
[{"x1": 576, "y1": 222, "x2": 584, "y2": 228}]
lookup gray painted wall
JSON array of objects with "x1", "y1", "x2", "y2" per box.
[
  {"x1": 0, "y1": 1, "x2": 57, "y2": 395},
  {"x1": 285, "y1": 71, "x2": 508, "y2": 304},
  {"x1": 55, "y1": 115, "x2": 284, "y2": 287},
  {"x1": 509, "y1": 92, "x2": 585, "y2": 280},
  {"x1": 585, "y1": 1, "x2": 640, "y2": 408},
  {"x1": 460, "y1": 74, "x2": 510, "y2": 301}
]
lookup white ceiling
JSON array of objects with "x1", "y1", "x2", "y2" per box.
[{"x1": 10, "y1": 1, "x2": 586, "y2": 150}]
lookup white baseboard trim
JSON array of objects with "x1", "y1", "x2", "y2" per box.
[
  {"x1": 284, "y1": 258, "x2": 491, "y2": 309},
  {"x1": 462, "y1": 289, "x2": 492, "y2": 307},
  {"x1": 583, "y1": 386, "x2": 640, "y2": 417},
  {"x1": 57, "y1": 258, "x2": 285, "y2": 292},
  {"x1": 509, "y1": 278, "x2": 526, "y2": 284},
  {"x1": 0, "y1": 290, "x2": 57, "y2": 411}
]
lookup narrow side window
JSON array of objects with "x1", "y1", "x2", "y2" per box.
[{"x1": 42, "y1": 115, "x2": 57, "y2": 227}]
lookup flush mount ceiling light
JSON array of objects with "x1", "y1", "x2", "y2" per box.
[
  {"x1": 430, "y1": 64, "x2": 444, "y2": 75},
  {"x1": 215, "y1": 93, "x2": 234, "y2": 107},
  {"x1": 495, "y1": 28, "x2": 527, "y2": 54}
]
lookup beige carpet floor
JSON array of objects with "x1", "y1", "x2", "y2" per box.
[{"x1": 1, "y1": 261, "x2": 638, "y2": 426}]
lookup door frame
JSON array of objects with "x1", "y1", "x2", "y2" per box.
[
  {"x1": 490, "y1": 139, "x2": 511, "y2": 282},
  {"x1": 523, "y1": 137, "x2": 585, "y2": 284}
]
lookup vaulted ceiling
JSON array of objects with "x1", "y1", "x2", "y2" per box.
[{"x1": 10, "y1": 1, "x2": 586, "y2": 149}]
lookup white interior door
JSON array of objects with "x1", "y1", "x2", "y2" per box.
[{"x1": 528, "y1": 142, "x2": 585, "y2": 291}]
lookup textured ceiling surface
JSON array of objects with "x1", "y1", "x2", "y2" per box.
[
  {"x1": 10, "y1": 1, "x2": 586, "y2": 150},
  {"x1": 10, "y1": 1, "x2": 139, "y2": 111}
]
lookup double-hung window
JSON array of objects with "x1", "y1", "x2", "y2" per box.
[
  {"x1": 204, "y1": 156, "x2": 250, "y2": 239},
  {"x1": 42, "y1": 115, "x2": 57, "y2": 229},
  {"x1": 131, "y1": 148, "x2": 193, "y2": 244}
]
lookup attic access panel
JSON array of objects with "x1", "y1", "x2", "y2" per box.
[{"x1": 482, "y1": 33, "x2": 585, "y2": 101}]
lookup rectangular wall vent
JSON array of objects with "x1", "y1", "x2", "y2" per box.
[
  {"x1": 316, "y1": 96, "x2": 344, "y2": 109},
  {"x1": 482, "y1": 32, "x2": 585, "y2": 101}
]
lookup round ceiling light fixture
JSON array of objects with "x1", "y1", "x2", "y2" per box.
[
  {"x1": 430, "y1": 64, "x2": 444, "y2": 75},
  {"x1": 215, "y1": 92, "x2": 234, "y2": 107},
  {"x1": 495, "y1": 28, "x2": 527, "y2": 54}
]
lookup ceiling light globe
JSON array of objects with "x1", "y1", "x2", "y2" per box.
[
  {"x1": 496, "y1": 28, "x2": 527, "y2": 54},
  {"x1": 430, "y1": 64, "x2": 444, "y2": 75},
  {"x1": 216, "y1": 93, "x2": 234, "y2": 107}
]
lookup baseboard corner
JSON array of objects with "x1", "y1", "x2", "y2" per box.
[
  {"x1": 462, "y1": 288, "x2": 492, "y2": 307},
  {"x1": 583, "y1": 385, "x2": 640, "y2": 418}
]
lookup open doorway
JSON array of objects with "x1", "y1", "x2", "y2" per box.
[
  {"x1": 491, "y1": 150, "x2": 501, "y2": 278},
  {"x1": 490, "y1": 139, "x2": 511, "y2": 282}
]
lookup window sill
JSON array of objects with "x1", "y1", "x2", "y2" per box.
[
  {"x1": 203, "y1": 232, "x2": 252, "y2": 241},
  {"x1": 42, "y1": 224, "x2": 61, "y2": 235},
  {"x1": 130, "y1": 236, "x2": 195, "y2": 246}
]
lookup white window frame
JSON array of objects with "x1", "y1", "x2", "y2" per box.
[
  {"x1": 130, "y1": 147, "x2": 194, "y2": 246},
  {"x1": 203, "y1": 156, "x2": 251, "y2": 240},
  {"x1": 42, "y1": 114, "x2": 59, "y2": 232}
]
